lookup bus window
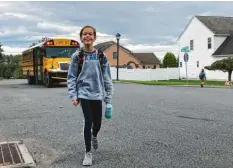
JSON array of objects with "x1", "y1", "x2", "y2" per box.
[{"x1": 45, "y1": 47, "x2": 78, "y2": 58}]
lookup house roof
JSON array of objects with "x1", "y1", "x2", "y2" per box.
[
  {"x1": 212, "y1": 35, "x2": 233, "y2": 56},
  {"x1": 196, "y1": 16, "x2": 233, "y2": 35},
  {"x1": 94, "y1": 41, "x2": 132, "y2": 54},
  {"x1": 177, "y1": 15, "x2": 233, "y2": 56},
  {"x1": 94, "y1": 41, "x2": 114, "y2": 51},
  {"x1": 132, "y1": 53, "x2": 161, "y2": 65},
  {"x1": 195, "y1": 16, "x2": 233, "y2": 56},
  {"x1": 177, "y1": 15, "x2": 233, "y2": 41},
  {"x1": 94, "y1": 41, "x2": 161, "y2": 64}
]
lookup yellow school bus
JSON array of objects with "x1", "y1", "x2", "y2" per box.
[{"x1": 20, "y1": 38, "x2": 80, "y2": 87}]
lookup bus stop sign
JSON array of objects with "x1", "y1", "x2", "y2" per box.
[{"x1": 184, "y1": 53, "x2": 189, "y2": 62}]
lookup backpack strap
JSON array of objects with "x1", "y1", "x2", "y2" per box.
[
  {"x1": 76, "y1": 48, "x2": 105, "y2": 77},
  {"x1": 97, "y1": 49, "x2": 104, "y2": 73},
  {"x1": 76, "y1": 48, "x2": 84, "y2": 77}
]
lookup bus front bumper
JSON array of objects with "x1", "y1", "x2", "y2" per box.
[{"x1": 49, "y1": 69, "x2": 68, "y2": 81}]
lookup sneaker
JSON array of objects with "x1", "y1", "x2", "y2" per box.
[
  {"x1": 83, "y1": 152, "x2": 92, "y2": 166},
  {"x1": 92, "y1": 135, "x2": 98, "y2": 150}
]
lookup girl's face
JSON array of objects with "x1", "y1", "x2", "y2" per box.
[{"x1": 81, "y1": 27, "x2": 96, "y2": 45}]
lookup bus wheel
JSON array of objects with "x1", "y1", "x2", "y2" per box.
[{"x1": 44, "y1": 71, "x2": 52, "y2": 88}]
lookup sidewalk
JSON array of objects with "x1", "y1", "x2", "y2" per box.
[{"x1": 113, "y1": 81, "x2": 232, "y2": 89}]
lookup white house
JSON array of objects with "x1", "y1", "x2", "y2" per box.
[{"x1": 177, "y1": 15, "x2": 233, "y2": 80}]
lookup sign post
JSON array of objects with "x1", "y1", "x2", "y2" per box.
[
  {"x1": 181, "y1": 46, "x2": 190, "y2": 84},
  {"x1": 184, "y1": 52, "x2": 189, "y2": 84}
]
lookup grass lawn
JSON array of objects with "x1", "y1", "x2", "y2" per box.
[{"x1": 113, "y1": 79, "x2": 227, "y2": 87}]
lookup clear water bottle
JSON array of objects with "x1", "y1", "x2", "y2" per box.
[{"x1": 105, "y1": 104, "x2": 113, "y2": 119}]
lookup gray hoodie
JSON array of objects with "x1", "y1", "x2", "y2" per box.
[{"x1": 67, "y1": 49, "x2": 114, "y2": 104}]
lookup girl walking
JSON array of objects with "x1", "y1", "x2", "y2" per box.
[
  {"x1": 67, "y1": 25, "x2": 114, "y2": 166},
  {"x1": 199, "y1": 69, "x2": 206, "y2": 87}
]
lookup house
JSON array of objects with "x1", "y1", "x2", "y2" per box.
[
  {"x1": 94, "y1": 41, "x2": 140, "y2": 69},
  {"x1": 94, "y1": 41, "x2": 161, "y2": 69},
  {"x1": 132, "y1": 53, "x2": 161, "y2": 69},
  {"x1": 177, "y1": 15, "x2": 233, "y2": 79}
]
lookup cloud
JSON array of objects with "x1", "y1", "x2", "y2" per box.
[
  {"x1": 186, "y1": 11, "x2": 213, "y2": 20},
  {"x1": 2, "y1": 45, "x2": 26, "y2": 55},
  {"x1": 23, "y1": 35, "x2": 46, "y2": 41},
  {"x1": 4, "y1": 12, "x2": 28, "y2": 19},
  {"x1": 144, "y1": 7, "x2": 156, "y2": 13},
  {"x1": 0, "y1": 26, "x2": 28, "y2": 37},
  {"x1": 2, "y1": 41, "x2": 179, "y2": 61},
  {"x1": 199, "y1": 11, "x2": 213, "y2": 16},
  {"x1": 156, "y1": 36, "x2": 178, "y2": 44},
  {"x1": 125, "y1": 43, "x2": 179, "y2": 59},
  {"x1": 0, "y1": 2, "x2": 10, "y2": 8},
  {"x1": 1, "y1": 1, "x2": 233, "y2": 58},
  {"x1": 125, "y1": 44, "x2": 178, "y2": 52},
  {"x1": 0, "y1": 12, "x2": 42, "y2": 23},
  {"x1": 186, "y1": 15, "x2": 194, "y2": 20},
  {"x1": 37, "y1": 22, "x2": 80, "y2": 34}
]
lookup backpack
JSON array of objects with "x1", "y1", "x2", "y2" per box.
[
  {"x1": 199, "y1": 73, "x2": 205, "y2": 79},
  {"x1": 76, "y1": 48, "x2": 104, "y2": 77}
]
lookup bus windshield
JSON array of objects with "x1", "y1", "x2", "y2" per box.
[{"x1": 45, "y1": 47, "x2": 78, "y2": 58}]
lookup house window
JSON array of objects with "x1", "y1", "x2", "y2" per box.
[
  {"x1": 190, "y1": 40, "x2": 194, "y2": 50},
  {"x1": 113, "y1": 52, "x2": 117, "y2": 59},
  {"x1": 197, "y1": 61, "x2": 199, "y2": 68},
  {"x1": 208, "y1": 37, "x2": 212, "y2": 49},
  {"x1": 180, "y1": 62, "x2": 182, "y2": 67}
]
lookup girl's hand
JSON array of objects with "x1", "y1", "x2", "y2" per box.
[{"x1": 72, "y1": 99, "x2": 79, "y2": 106}]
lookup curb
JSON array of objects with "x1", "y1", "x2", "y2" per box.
[
  {"x1": 169, "y1": 85, "x2": 231, "y2": 89},
  {"x1": 113, "y1": 81, "x2": 131, "y2": 84}
]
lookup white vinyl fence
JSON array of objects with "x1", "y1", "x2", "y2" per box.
[
  {"x1": 110, "y1": 67, "x2": 179, "y2": 81},
  {"x1": 110, "y1": 68, "x2": 229, "y2": 81},
  {"x1": 180, "y1": 69, "x2": 229, "y2": 81},
  {"x1": 204, "y1": 70, "x2": 228, "y2": 81}
]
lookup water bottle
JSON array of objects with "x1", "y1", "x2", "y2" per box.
[{"x1": 105, "y1": 104, "x2": 113, "y2": 119}]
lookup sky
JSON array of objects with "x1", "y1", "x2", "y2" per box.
[{"x1": 1, "y1": 1, "x2": 233, "y2": 59}]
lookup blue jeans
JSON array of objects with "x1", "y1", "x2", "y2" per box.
[{"x1": 80, "y1": 99, "x2": 102, "y2": 152}]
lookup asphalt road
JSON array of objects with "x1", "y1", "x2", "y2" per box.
[{"x1": 1, "y1": 79, "x2": 233, "y2": 168}]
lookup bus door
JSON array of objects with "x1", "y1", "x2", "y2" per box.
[{"x1": 34, "y1": 47, "x2": 43, "y2": 84}]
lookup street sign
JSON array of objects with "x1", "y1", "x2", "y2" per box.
[
  {"x1": 184, "y1": 53, "x2": 189, "y2": 62},
  {"x1": 182, "y1": 46, "x2": 189, "y2": 50},
  {"x1": 181, "y1": 46, "x2": 190, "y2": 52},
  {"x1": 181, "y1": 48, "x2": 190, "y2": 52}
]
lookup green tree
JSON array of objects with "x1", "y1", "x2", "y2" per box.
[
  {"x1": 205, "y1": 56, "x2": 233, "y2": 81},
  {"x1": 162, "y1": 52, "x2": 177, "y2": 68},
  {"x1": 0, "y1": 63, "x2": 6, "y2": 77},
  {"x1": 12, "y1": 54, "x2": 23, "y2": 79},
  {"x1": 0, "y1": 54, "x2": 23, "y2": 78},
  {"x1": 0, "y1": 43, "x2": 3, "y2": 61},
  {"x1": 0, "y1": 42, "x2": 23, "y2": 79},
  {"x1": 0, "y1": 44, "x2": 5, "y2": 77},
  {"x1": 29, "y1": 37, "x2": 49, "y2": 47},
  {"x1": 29, "y1": 42, "x2": 37, "y2": 47}
]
